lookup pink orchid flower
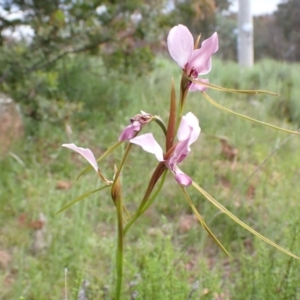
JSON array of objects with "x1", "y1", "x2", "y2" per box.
[
  {"x1": 62, "y1": 143, "x2": 99, "y2": 173},
  {"x1": 167, "y1": 24, "x2": 218, "y2": 92},
  {"x1": 130, "y1": 112, "x2": 200, "y2": 186},
  {"x1": 119, "y1": 111, "x2": 152, "y2": 141}
]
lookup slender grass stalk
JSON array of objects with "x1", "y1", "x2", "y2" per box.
[{"x1": 56, "y1": 185, "x2": 110, "y2": 213}]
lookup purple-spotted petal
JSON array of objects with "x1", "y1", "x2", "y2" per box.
[
  {"x1": 130, "y1": 133, "x2": 164, "y2": 162},
  {"x1": 175, "y1": 169, "x2": 192, "y2": 186},
  {"x1": 119, "y1": 124, "x2": 140, "y2": 141},
  {"x1": 62, "y1": 143, "x2": 98, "y2": 173},
  {"x1": 189, "y1": 79, "x2": 209, "y2": 92},
  {"x1": 167, "y1": 24, "x2": 194, "y2": 69},
  {"x1": 188, "y1": 32, "x2": 218, "y2": 75}
]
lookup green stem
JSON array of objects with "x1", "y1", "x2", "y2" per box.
[
  {"x1": 123, "y1": 170, "x2": 167, "y2": 236},
  {"x1": 153, "y1": 116, "x2": 167, "y2": 136},
  {"x1": 112, "y1": 143, "x2": 132, "y2": 196},
  {"x1": 115, "y1": 193, "x2": 124, "y2": 299}
]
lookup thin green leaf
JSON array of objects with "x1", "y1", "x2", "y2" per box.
[
  {"x1": 192, "y1": 182, "x2": 300, "y2": 260},
  {"x1": 166, "y1": 78, "x2": 177, "y2": 151},
  {"x1": 181, "y1": 187, "x2": 229, "y2": 256},
  {"x1": 202, "y1": 92, "x2": 300, "y2": 136},
  {"x1": 77, "y1": 141, "x2": 122, "y2": 180},
  {"x1": 57, "y1": 185, "x2": 109, "y2": 214}
]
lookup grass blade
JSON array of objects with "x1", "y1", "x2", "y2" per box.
[{"x1": 57, "y1": 185, "x2": 109, "y2": 213}]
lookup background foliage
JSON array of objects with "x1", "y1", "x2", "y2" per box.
[
  {"x1": 0, "y1": 0, "x2": 299, "y2": 122},
  {"x1": 1, "y1": 0, "x2": 300, "y2": 299},
  {"x1": 1, "y1": 56, "x2": 300, "y2": 299}
]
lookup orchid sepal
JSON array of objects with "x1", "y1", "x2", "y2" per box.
[
  {"x1": 76, "y1": 141, "x2": 122, "y2": 180},
  {"x1": 190, "y1": 77, "x2": 278, "y2": 96},
  {"x1": 202, "y1": 91, "x2": 300, "y2": 136},
  {"x1": 62, "y1": 143, "x2": 112, "y2": 184},
  {"x1": 192, "y1": 181, "x2": 300, "y2": 260},
  {"x1": 180, "y1": 186, "x2": 229, "y2": 256}
]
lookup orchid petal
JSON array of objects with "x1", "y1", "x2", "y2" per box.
[
  {"x1": 62, "y1": 143, "x2": 98, "y2": 173},
  {"x1": 130, "y1": 133, "x2": 164, "y2": 162},
  {"x1": 167, "y1": 24, "x2": 194, "y2": 69},
  {"x1": 189, "y1": 79, "x2": 209, "y2": 92},
  {"x1": 189, "y1": 32, "x2": 218, "y2": 75},
  {"x1": 119, "y1": 124, "x2": 140, "y2": 141},
  {"x1": 175, "y1": 169, "x2": 192, "y2": 186},
  {"x1": 169, "y1": 137, "x2": 190, "y2": 166},
  {"x1": 168, "y1": 112, "x2": 200, "y2": 166},
  {"x1": 184, "y1": 112, "x2": 201, "y2": 146},
  {"x1": 177, "y1": 115, "x2": 191, "y2": 141},
  {"x1": 177, "y1": 112, "x2": 200, "y2": 146}
]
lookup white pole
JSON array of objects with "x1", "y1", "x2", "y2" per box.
[{"x1": 238, "y1": 0, "x2": 254, "y2": 67}]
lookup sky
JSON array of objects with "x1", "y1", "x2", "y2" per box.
[{"x1": 230, "y1": 0, "x2": 283, "y2": 16}]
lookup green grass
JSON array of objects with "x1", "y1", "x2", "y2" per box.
[{"x1": 1, "y1": 56, "x2": 300, "y2": 299}]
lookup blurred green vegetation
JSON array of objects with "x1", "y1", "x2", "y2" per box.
[
  {"x1": 1, "y1": 56, "x2": 300, "y2": 299},
  {"x1": 1, "y1": 0, "x2": 299, "y2": 128}
]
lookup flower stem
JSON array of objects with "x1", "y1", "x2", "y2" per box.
[
  {"x1": 115, "y1": 192, "x2": 124, "y2": 300},
  {"x1": 153, "y1": 116, "x2": 167, "y2": 136},
  {"x1": 112, "y1": 143, "x2": 132, "y2": 192}
]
